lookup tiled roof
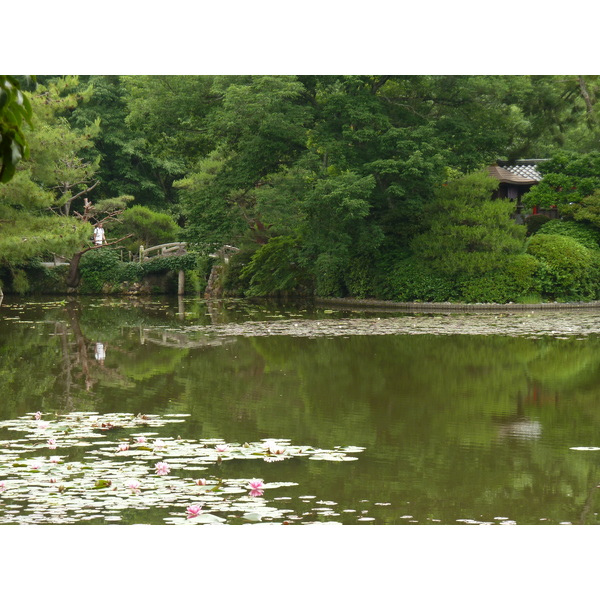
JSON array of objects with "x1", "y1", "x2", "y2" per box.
[
  {"x1": 496, "y1": 159, "x2": 547, "y2": 182},
  {"x1": 487, "y1": 165, "x2": 538, "y2": 185}
]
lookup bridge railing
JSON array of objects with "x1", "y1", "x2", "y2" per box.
[{"x1": 139, "y1": 242, "x2": 187, "y2": 262}]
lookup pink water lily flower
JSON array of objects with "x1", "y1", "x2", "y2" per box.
[
  {"x1": 0, "y1": 481, "x2": 5, "y2": 492},
  {"x1": 47, "y1": 438, "x2": 57, "y2": 450},
  {"x1": 265, "y1": 442, "x2": 286, "y2": 455},
  {"x1": 136, "y1": 436, "x2": 147, "y2": 444},
  {"x1": 186, "y1": 504, "x2": 203, "y2": 519},
  {"x1": 126, "y1": 480, "x2": 141, "y2": 493},
  {"x1": 196, "y1": 478, "x2": 207, "y2": 486},
  {"x1": 34, "y1": 411, "x2": 42, "y2": 420},
  {"x1": 248, "y1": 479, "x2": 264, "y2": 491},
  {"x1": 118, "y1": 443, "x2": 130, "y2": 452},
  {"x1": 249, "y1": 489, "x2": 264, "y2": 497},
  {"x1": 215, "y1": 444, "x2": 229, "y2": 452},
  {"x1": 153, "y1": 440, "x2": 166, "y2": 451},
  {"x1": 30, "y1": 462, "x2": 41, "y2": 470},
  {"x1": 49, "y1": 477, "x2": 57, "y2": 484},
  {"x1": 155, "y1": 462, "x2": 170, "y2": 476},
  {"x1": 49, "y1": 456, "x2": 60, "y2": 464}
]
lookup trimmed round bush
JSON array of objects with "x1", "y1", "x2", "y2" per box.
[
  {"x1": 537, "y1": 219, "x2": 600, "y2": 250},
  {"x1": 526, "y1": 233, "x2": 598, "y2": 300}
]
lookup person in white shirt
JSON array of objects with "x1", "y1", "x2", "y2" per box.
[{"x1": 93, "y1": 223, "x2": 106, "y2": 246}]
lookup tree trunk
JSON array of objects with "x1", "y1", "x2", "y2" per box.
[
  {"x1": 578, "y1": 76, "x2": 595, "y2": 120},
  {"x1": 66, "y1": 251, "x2": 84, "y2": 289}
]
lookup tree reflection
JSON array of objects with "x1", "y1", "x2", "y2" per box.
[{"x1": 3, "y1": 298, "x2": 600, "y2": 523}]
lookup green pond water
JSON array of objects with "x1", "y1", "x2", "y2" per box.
[{"x1": 1, "y1": 296, "x2": 600, "y2": 525}]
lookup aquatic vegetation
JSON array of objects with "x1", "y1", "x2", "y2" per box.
[
  {"x1": 155, "y1": 462, "x2": 171, "y2": 476},
  {"x1": 126, "y1": 480, "x2": 141, "y2": 493},
  {"x1": 153, "y1": 439, "x2": 166, "y2": 451},
  {"x1": 0, "y1": 411, "x2": 364, "y2": 525},
  {"x1": 186, "y1": 504, "x2": 202, "y2": 519},
  {"x1": 263, "y1": 442, "x2": 286, "y2": 455}
]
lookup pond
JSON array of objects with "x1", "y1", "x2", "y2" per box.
[{"x1": 1, "y1": 296, "x2": 600, "y2": 525}]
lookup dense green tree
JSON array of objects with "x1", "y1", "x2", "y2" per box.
[
  {"x1": 6, "y1": 74, "x2": 600, "y2": 301},
  {"x1": 111, "y1": 205, "x2": 181, "y2": 253},
  {"x1": 119, "y1": 75, "x2": 219, "y2": 212},
  {"x1": 523, "y1": 151, "x2": 600, "y2": 228},
  {"x1": 178, "y1": 76, "x2": 312, "y2": 250},
  {"x1": 68, "y1": 76, "x2": 167, "y2": 208},
  {"x1": 507, "y1": 76, "x2": 600, "y2": 157},
  {"x1": 0, "y1": 78, "x2": 96, "y2": 291},
  {"x1": 411, "y1": 171, "x2": 526, "y2": 278}
]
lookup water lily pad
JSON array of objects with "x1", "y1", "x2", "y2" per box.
[{"x1": 0, "y1": 410, "x2": 363, "y2": 525}]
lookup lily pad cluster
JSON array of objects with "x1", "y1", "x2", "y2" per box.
[{"x1": 0, "y1": 411, "x2": 364, "y2": 524}]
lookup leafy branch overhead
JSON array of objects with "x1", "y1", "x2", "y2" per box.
[{"x1": 0, "y1": 76, "x2": 34, "y2": 183}]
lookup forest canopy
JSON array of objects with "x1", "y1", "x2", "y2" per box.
[{"x1": 2, "y1": 75, "x2": 600, "y2": 302}]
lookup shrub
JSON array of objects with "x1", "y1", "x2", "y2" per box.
[
  {"x1": 79, "y1": 248, "x2": 201, "y2": 294},
  {"x1": 240, "y1": 236, "x2": 310, "y2": 297},
  {"x1": 79, "y1": 249, "x2": 123, "y2": 293},
  {"x1": 526, "y1": 234, "x2": 598, "y2": 300},
  {"x1": 313, "y1": 252, "x2": 346, "y2": 297},
  {"x1": 221, "y1": 246, "x2": 257, "y2": 295},
  {"x1": 11, "y1": 269, "x2": 30, "y2": 294},
  {"x1": 524, "y1": 214, "x2": 550, "y2": 236},
  {"x1": 344, "y1": 255, "x2": 378, "y2": 299},
  {"x1": 504, "y1": 253, "x2": 541, "y2": 296},
  {"x1": 459, "y1": 254, "x2": 540, "y2": 303},
  {"x1": 184, "y1": 270, "x2": 201, "y2": 295},
  {"x1": 383, "y1": 257, "x2": 458, "y2": 302},
  {"x1": 537, "y1": 219, "x2": 600, "y2": 250}
]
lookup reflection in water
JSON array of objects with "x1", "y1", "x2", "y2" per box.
[
  {"x1": 496, "y1": 418, "x2": 542, "y2": 440},
  {"x1": 94, "y1": 342, "x2": 106, "y2": 364},
  {"x1": 1, "y1": 297, "x2": 600, "y2": 525}
]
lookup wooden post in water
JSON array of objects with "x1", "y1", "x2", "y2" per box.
[{"x1": 178, "y1": 270, "x2": 185, "y2": 296}]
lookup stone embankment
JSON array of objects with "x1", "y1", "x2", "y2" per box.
[{"x1": 316, "y1": 297, "x2": 600, "y2": 312}]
